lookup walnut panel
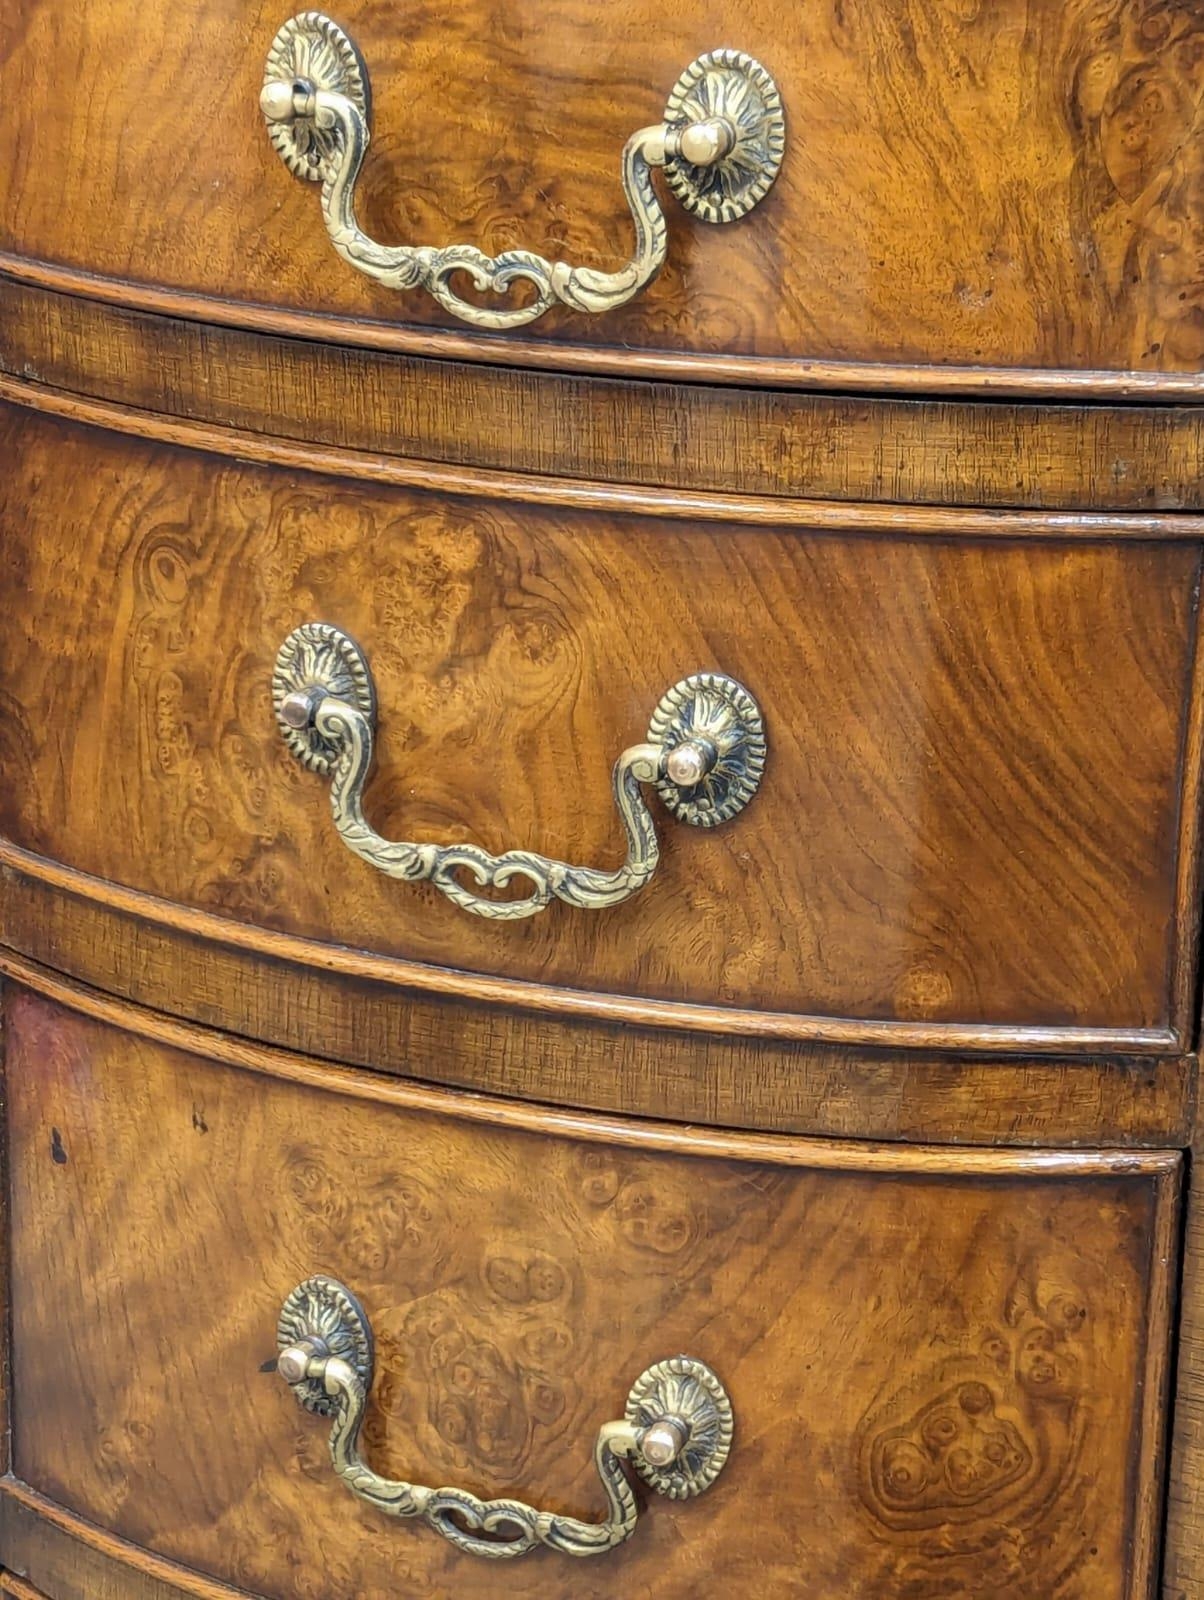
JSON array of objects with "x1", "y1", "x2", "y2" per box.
[
  {"x1": 1, "y1": 913, "x2": 1195, "y2": 1146},
  {"x1": 0, "y1": 404, "x2": 1199, "y2": 1040},
  {"x1": 4, "y1": 1, "x2": 1204, "y2": 377},
  {"x1": 4, "y1": 991, "x2": 1178, "y2": 1599},
  {"x1": 7, "y1": 280, "x2": 1204, "y2": 512},
  {"x1": 1164, "y1": 1136, "x2": 1204, "y2": 1598},
  {"x1": 0, "y1": 1494, "x2": 240, "y2": 1600}
]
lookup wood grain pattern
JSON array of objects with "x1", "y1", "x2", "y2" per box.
[
  {"x1": 13, "y1": 249, "x2": 1204, "y2": 401},
  {"x1": 0, "y1": 817, "x2": 1184, "y2": 1060},
  {"x1": 6, "y1": 1, "x2": 1204, "y2": 379},
  {"x1": 1163, "y1": 1144, "x2": 1204, "y2": 1598},
  {"x1": 1, "y1": 1491, "x2": 246, "y2": 1600},
  {"x1": 2, "y1": 403, "x2": 1200, "y2": 1043},
  {"x1": 14, "y1": 370, "x2": 1204, "y2": 543},
  {"x1": 7, "y1": 10, "x2": 1204, "y2": 1590},
  {"x1": 2, "y1": 954, "x2": 1193, "y2": 1171},
  {"x1": 2, "y1": 878, "x2": 1196, "y2": 1148},
  {"x1": 9, "y1": 278, "x2": 1204, "y2": 513},
  {"x1": 1, "y1": 1572, "x2": 51, "y2": 1600},
  {"x1": 4, "y1": 988, "x2": 1181, "y2": 1599}
]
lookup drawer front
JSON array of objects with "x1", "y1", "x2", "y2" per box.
[
  {"x1": 2, "y1": 403, "x2": 1201, "y2": 1050},
  {"x1": 4, "y1": 987, "x2": 1179, "y2": 1599},
  {"x1": 3, "y1": 0, "x2": 1204, "y2": 382}
]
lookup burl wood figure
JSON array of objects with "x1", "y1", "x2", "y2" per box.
[{"x1": 1, "y1": 3, "x2": 1204, "y2": 1598}]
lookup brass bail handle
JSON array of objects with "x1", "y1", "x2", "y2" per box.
[
  {"x1": 276, "y1": 1276, "x2": 735, "y2": 1561},
  {"x1": 272, "y1": 623, "x2": 767, "y2": 922},
  {"x1": 259, "y1": 13, "x2": 786, "y2": 329}
]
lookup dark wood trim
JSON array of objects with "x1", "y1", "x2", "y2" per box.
[
  {"x1": 0, "y1": 953, "x2": 1185, "y2": 1179},
  {"x1": 1135, "y1": 1159, "x2": 1184, "y2": 1598},
  {"x1": 0, "y1": 1481, "x2": 245, "y2": 1600},
  {"x1": 1164, "y1": 1146, "x2": 1204, "y2": 1599},
  {"x1": 0, "y1": 842, "x2": 1181, "y2": 1058},
  {"x1": 6, "y1": 372, "x2": 1204, "y2": 539},
  {"x1": 0, "y1": 857, "x2": 1193, "y2": 1147},
  {"x1": 1, "y1": 1574, "x2": 50, "y2": 1600},
  {"x1": 1172, "y1": 594, "x2": 1204, "y2": 1055},
  {"x1": 6, "y1": 251, "x2": 1204, "y2": 402},
  {"x1": 6, "y1": 279, "x2": 1204, "y2": 513},
  {"x1": 0, "y1": 979, "x2": 12, "y2": 1485}
]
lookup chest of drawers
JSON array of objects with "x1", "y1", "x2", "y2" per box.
[{"x1": 3, "y1": 3, "x2": 1204, "y2": 1597}]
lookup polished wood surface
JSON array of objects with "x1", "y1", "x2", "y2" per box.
[
  {"x1": 4, "y1": 893, "x2": 1196, "y2": 1147},
  {"x1": 8, "y1": 2, "x2": 1204, "y2": 1588},
  {"x1": 1, "y1": 1490, "x2": 243, "y2": 1600},
  {"x1": 2, "y1": 402, "x2": 1200, "y2": 1047},
  {"x1": 4, "y1": 988, "x2": 1180, "y2": 1599},
  {"x1": 1165, "y1": 1136, "x2": 1204, "y2": 1599},
  {"x1": 8, "y1": 279, "x2": 1204, "y2": 513},
  {"x1": 13, "y1": 250, "x2": 1204, "y2": 402},
  {"x1": 13, "y1": 368, "x2": 1204, "y2": 543},
  {"x1": 6, "y1": 1, "x2": 1204, "y2": 382},
  {"x1": 4, "y1": 952, "x2": 1192, "y2": 1170},
  {"x1": 1, "y1": 1574, "x2": 51, "y2": 1600}
]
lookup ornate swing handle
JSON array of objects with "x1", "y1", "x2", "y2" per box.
[
  {"x1": 276, "y1": 1276, "x2": 734, "y2": 1562},
  {"x1": 259, "y1": 13, "x2": 785, "y2": 329},
  {"x1": 272, "y1": 624, "x2": 766, "y2": 922}
]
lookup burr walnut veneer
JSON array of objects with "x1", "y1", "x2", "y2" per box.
[{"x1": 5, "y1": 2, "x2": 1204, "y2": 1597}]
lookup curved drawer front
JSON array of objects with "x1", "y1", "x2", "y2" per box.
[
  {"x1": 4, "y1": 0, "x2": 1204, "y2": 381},
  {"x1": 2, "y1": 402, "x2": 1201, "y2": 1049},
  {"x1": 3, "y1": 987, "x2": 1178, "y2": 1599}
]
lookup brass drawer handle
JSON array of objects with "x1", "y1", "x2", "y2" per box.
[
  {"x1": 277, "y1": 1275, "x2": 734, "y2": 1561},
  {"x1": 259, "y1": 13, "x2": 785, "y2": 330},
  {"x1": 273, "y1": 623, "x2": 766, "y2": 921}
]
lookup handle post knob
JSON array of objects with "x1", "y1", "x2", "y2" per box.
[
  {"x1": 663, "y1": 738, "x2": 716, "y2": 789},
  {"x1": 279, "y1": 685, "x2": 326, "y2": 731},
  {"x1": 675, "y1": 118, "x2": 737, "y2": 167},
  {"x1": 277, "y1": 1338, "x2": 324, "y2": 1384},
  {"x1": 640, "y1": 1416, "x2": 690, "y2": 1468}
]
